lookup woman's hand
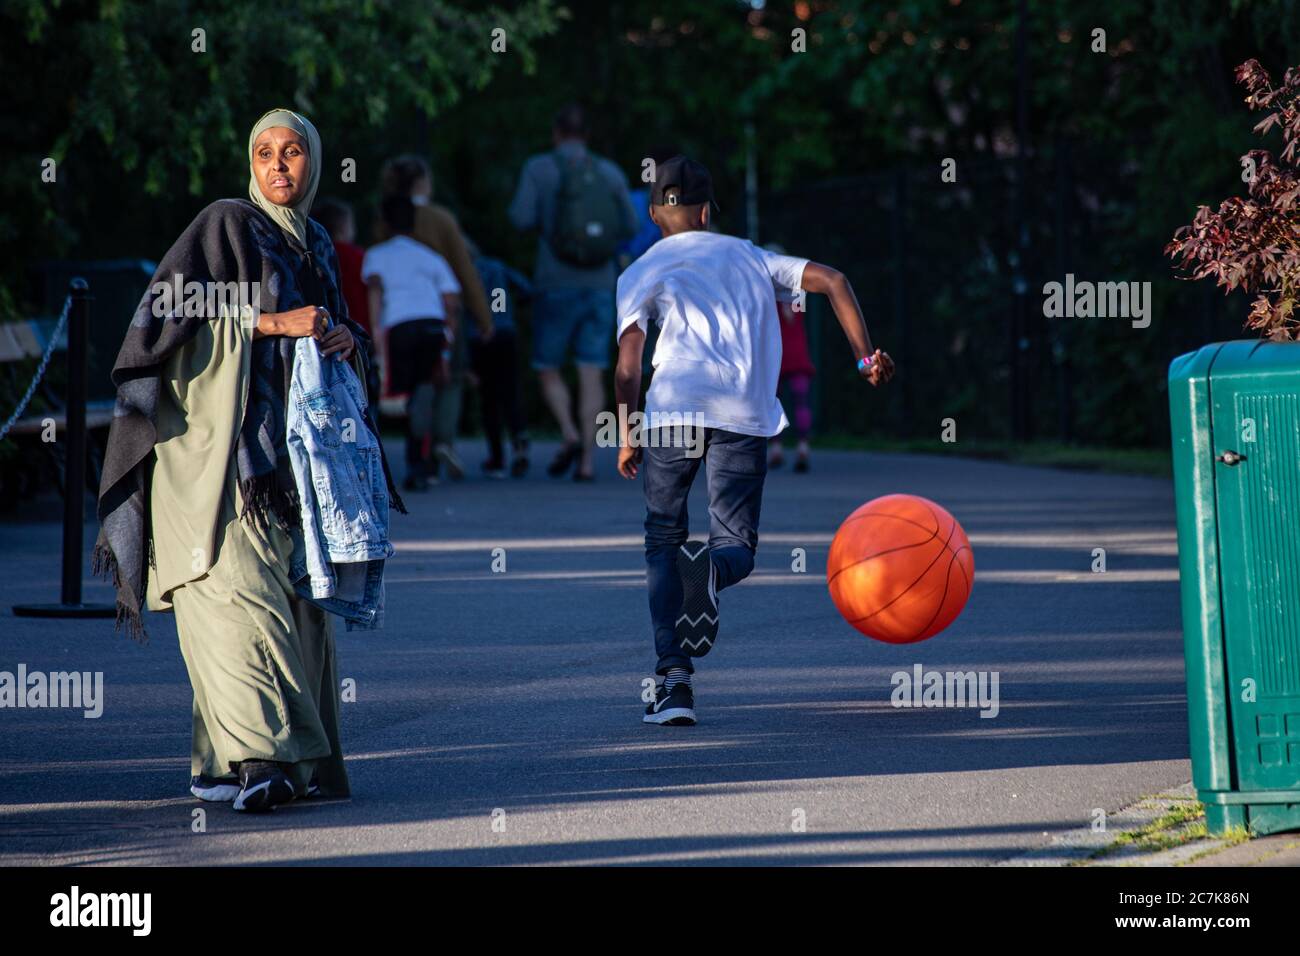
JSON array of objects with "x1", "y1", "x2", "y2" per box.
[
  {"x1": 319, "y1": 324, "x2": 355, "y2": 361},
  {"x1": 254, "y1": 306, "x2": 353, "y2": 360},
  {"x1": 255, "y1": 306, "x2": 330, "y2": 340}
]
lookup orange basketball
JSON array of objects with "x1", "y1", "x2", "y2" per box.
[{"x1": 826, "y1": 494, "x2": 974, "y2": 644}]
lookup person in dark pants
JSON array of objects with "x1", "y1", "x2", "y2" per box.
[
  {"x1": 640, "y1": 428, "x2": 767, "y2": 680},
  {"x1": 467, "y1": 242, "x2": 532, "y2": 478},
  {"x1": 362, "y1": 195, "x2": 462, "y2": 491},
  {"x1": 379, "y1": 155, "x2": 496, "y2": 483},
  {"x1": 613, "y1": 156, "x2": 895, "y2": 727}
]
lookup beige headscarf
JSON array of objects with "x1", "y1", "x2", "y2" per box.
[{"x1": 247, "y1": 108, "x2": 321, "y2": 249}]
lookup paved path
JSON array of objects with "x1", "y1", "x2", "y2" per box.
[{"x1": 0, "y1": 441, "x2": 1189, "y2": 865}]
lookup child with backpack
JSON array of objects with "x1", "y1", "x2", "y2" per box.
[{"x1": 613, "y1": 157, "x2": 894, "y2": 726}]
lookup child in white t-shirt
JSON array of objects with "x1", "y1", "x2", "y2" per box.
[
  {"x1": 614, "y1": 156, "x2": 894, "y2": 726},
  {"x1": 362, "y1": 195, "x2": 462, "y2": 491}
]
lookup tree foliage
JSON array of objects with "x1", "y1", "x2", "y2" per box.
[
  {"x1": 6, "y1": 0, "x2": 1300, "y2": 447},
  {"x1": 1167, "y1": 58, "x2": 1300, "y2": 339},
  {"x1": 0, "y1": 0, "x2": 561, "y2": 286}
]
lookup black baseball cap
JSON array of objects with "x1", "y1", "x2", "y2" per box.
[{"x1": 650, "y1": 155, "x2": 719, "y2": 212}]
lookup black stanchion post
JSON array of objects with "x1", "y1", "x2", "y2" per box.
[
  {"x1": 61, "y1": 277, "x2": 89, "y2": 605},
  {"x1": 13, "y1": 277, "x2": 116, "y2": 619}
]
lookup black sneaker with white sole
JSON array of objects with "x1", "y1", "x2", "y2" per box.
[
  {"x1": 190, "y1": 774, "x2": 241, "y2": 803},
  {"x1": 232, "y1": 760, "x2": 296, "y2": 813},
  {"x1": 675, "y1": 540, "x2": 718, "y2": 657},
  {"x1": 643, "y1": 681, "x2": 697, "y2": 726}
]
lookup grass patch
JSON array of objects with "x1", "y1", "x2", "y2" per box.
[
  {"x1": 1089, "y1": 802, "x2": 1218, "y2": 860},
  {"x1": 815, "y1": 435, "x2": 1172, "y2": 477},
  {"x1": 1180, "y1": 826, "x2": 1254, "y2": 865}
]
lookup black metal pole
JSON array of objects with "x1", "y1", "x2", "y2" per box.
[
  {"x1": 1011, "y1": 0, "x2": 1030, "y2": 442},
  {"x1": 61, "y1": 278, "x2": 89, "y2": 605},
  {"x1": 13, "y1": 277, "x2": 115, "y2": 619},
  {"x1": 1054, "y1": 136, "x2": 1074, "y2": 444}
]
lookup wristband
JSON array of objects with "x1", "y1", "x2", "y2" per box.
[{"x1": 857, "y1": 355, "x2": 875, "y2": 372}]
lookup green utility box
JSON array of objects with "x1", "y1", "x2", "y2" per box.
[{"x1": 1169, "y1": 341, "x2": 1300, "y2": 835}]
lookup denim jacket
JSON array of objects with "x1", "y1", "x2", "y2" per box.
[{"x1": 286, "y1": 324, "x2": 393, "y2": 630}]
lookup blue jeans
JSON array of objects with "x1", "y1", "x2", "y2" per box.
[
  {"x1": 642, "y1": 428, "x2": 768, "y2": 674},
  {"x1": 531, "y1": 287, "x2": 614, "y2": 370}
]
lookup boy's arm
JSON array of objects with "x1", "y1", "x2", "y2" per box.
[
  {"x1": 614, "y1": 325, "x2": 646, "y2": 478},
  {"x1": 799, "y1": 262, "x2": 895, "y2": 385}
]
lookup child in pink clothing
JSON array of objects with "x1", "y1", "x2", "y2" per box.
[{"x1": 771, "y1": 297, "x2": 816, "y2": 472}]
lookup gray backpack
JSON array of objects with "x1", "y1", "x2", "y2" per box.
[{"x1": 549, "y1": 152, "x2": 623, "y2": 267}]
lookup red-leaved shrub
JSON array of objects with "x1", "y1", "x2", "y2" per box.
[{"x1": 1167, "y1": 59, "x2": 1300, "y2": 340}]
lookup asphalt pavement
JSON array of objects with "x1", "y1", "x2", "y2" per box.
[{"x1": 0, "y1": 440, "x2": 1189, "y2": 865}]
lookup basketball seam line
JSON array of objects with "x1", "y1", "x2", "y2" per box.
[
  {"x1": 826, "y1": 516, "x2": 942, "y2": 589},
  {"x1": 847, "y1": 515, "x2": 960, "y2": 628},
  {"x1": 914, "y1": 535, "x2": 966, "y2": 639},
  {"x1": 950, "y1": 546, "x2": 972, "y2": 591}
]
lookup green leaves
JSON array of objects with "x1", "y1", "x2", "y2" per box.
[{"x1": 1, "y1": 0, "x2": 559, "y2": 270}]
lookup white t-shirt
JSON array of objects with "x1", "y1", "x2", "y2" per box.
[
  {"x1": 616, "y1": 231, "x2": 808, "y2": 438},
  {"x1": 361, "y1": 235, "x2": 461, "y2": 330}
]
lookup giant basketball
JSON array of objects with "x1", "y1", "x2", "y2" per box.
[{"x1": 826, "y1": 494, "x2": 974, "y2": 644}]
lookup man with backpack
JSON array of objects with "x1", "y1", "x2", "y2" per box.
[{"x1": 508, "y1": 103, "x2": 638, "y2": 482}]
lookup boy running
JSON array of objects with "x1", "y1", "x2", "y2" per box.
[{"x1": 614, "y1": 156, "x2": 894, "y2": 726}]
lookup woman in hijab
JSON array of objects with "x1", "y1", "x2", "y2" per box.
[{"x1": 95, "y1": 109, "x2": 402, "y2": 812}]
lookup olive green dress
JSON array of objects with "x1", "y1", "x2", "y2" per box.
[{"x1": 146, "y1": 306, "x2": 349, "y2": 797}]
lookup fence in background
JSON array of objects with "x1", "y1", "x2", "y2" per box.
[{"x1": 762, "y1": 140, "x2": 1239, "y2": 449}]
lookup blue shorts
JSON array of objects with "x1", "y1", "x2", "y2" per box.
[{"x1": 531, "y1": 288, "x2": 614, "y2": 370}]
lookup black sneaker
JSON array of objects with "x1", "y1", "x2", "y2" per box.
[
  {"x1": 643, "y1": 681, "x2": 697, "y2": 726},
  {"x1": 232, "y1": 760, "x2": 296, "y2": 813},
  {"x1": 190, "y1": 774, "x2": 240, "y2": 803},
  {"x1": 675, "y1": 540, "x2": 719, "y2": 657}
]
